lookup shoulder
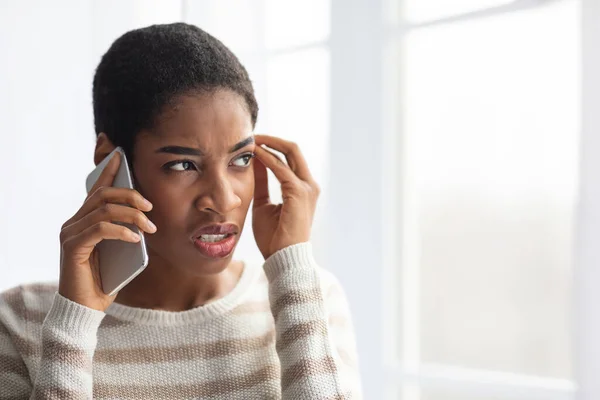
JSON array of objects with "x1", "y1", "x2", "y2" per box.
[{"x1": 0, "y1": 281, "x2": 58, "y2": 332}]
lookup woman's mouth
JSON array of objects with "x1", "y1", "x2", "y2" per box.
[
  {"x1": 193, "y1": 234, "x2": 237, "y2": 258},
  {"x1": 198, "y1": 234, "x2": 232, "y2": 243}
]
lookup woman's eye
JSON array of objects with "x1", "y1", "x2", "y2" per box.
[
  {"x1": 169, "y1": 161, "x2": 196, "y2": 171},
  {"x1": 231, "y1": 153, "x2": 255, "y2": 168}
]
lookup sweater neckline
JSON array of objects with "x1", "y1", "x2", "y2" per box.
[{"x1": 104, "y1": 261, "x2": 258, "y2": 326}]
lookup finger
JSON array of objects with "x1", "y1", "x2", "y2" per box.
[
  {"x1": 254, "y1": 135, "x2": 314, "y2": 182},
  {"x1": 63, "y1": 221, "x2": 141, "y2": 254},
  {"x1": 70, "y1": 187, "x2": 153, "y2": 225},
  {"x1": 253, "y1": 155, "x2": 270, "y2": 208},
  {"x1": 64, "y1": 151, "x2": 125, "y2": 229},
  {"x1": 88, "y1": 151, "x2": 121, "y2": 199},
  {"x1": 254, "y1": 146, "x2": 298, "y2": 185},
  {"x1": 61, "y1": 203, "x2": 156, "y2": 241}
]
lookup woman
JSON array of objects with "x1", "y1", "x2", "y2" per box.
[{"x1": 0, "y1": 23, "x2": 360, "y2": 399}]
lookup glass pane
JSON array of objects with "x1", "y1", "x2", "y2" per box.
[
  {"x1": 184, "y1": 0, "x2": 262, "y2": 54},
  {"x1": 265, "y1": 0, "x2": 330, "y2": 50},
  {"x1": 402, "y1": 0, "x2": 578, "y2": 379},
  {"x1": 186, "y1": 0, "x2": 330, "y2": 52},
  {"x1": 403, "y1": 0, "x2": 513, "y2": 23},
  {"x1": 265, "y1": 47, "x2": 330, "y2": 199}
]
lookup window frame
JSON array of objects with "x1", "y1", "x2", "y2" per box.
[{"x1": 379, "y1": 0, "x2": 579, "y2": 398}]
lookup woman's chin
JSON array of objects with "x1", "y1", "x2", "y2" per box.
[{"x1": 185, "y1": 247, "x2": 238, "y2": 276}]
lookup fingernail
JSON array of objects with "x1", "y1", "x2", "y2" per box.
[
  {"x1": 143, "y1": 199, "x2": 153, "y2": 209},
  {"x1": 130, "y1": 232, "x2": 141, "y2": 242},
  {"x1": 147, "y1": 220, "x2": 157, "y2": 232}
]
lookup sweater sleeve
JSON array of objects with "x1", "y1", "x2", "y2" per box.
[
  {"x1": 264, "y1": 243, "x2": 362, "y2": 399},
  {"x1": 0, "y1": 289, "x2": 105, "y2": 399}
]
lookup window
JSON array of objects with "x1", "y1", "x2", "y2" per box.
[{"x1": 389, "y1": 0, "x2": 580, "y2": 398}]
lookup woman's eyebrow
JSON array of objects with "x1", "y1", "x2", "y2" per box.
[
  {"x1": 156, "y1": 146, "x2": 204, "y2": 156},
  {"x1": 229, "y1": 136, "x2": 255, "y2": 153},
  {"x1": 156, "y1": 137, "x2": 254, "y2": 156}
]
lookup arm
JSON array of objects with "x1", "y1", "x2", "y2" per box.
[
  {"x1": 265, "y1": 243, "x2": 362, "y2": 399},
  {"x1": 0, "y1": 288, "x2": 105, "y2": 399},
  {"x1": 2, "y1": 151, "x2": 154, "y2": 398}
]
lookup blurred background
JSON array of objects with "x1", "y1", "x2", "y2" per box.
[{"x1": 2, "y1": 0, "x2": 600, "y2": 399}]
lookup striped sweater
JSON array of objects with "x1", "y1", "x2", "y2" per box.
[{"x1": 0, "y1": 243, "x2": 361, "y2": 399}]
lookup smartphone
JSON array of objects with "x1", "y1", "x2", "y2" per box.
[{"x1": 85, "y1": 147, "x2": 149, "y2": 296}]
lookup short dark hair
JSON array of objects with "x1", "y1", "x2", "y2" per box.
[{"x1": 92, "y1": 22, "x2": 258, "y2": 159}]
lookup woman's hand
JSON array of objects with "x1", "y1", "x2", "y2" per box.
[
  {"x1": 58, "y1": 153, "x2": 157, "y2": 312},
  {"x1": 252, "y1": 135, "x2": 320, "y2": 260}
]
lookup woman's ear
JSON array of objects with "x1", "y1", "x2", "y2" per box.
[{"x1": 94, "y1": 133, "x2": 116, "y2": 166}]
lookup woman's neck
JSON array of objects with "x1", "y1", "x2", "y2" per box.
[{"x1": 113, "y1": 256, "x2": 244, "y2": 312}]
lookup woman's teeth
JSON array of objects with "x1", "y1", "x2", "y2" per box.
[{"x1": 199, "y1": 234, "x2": 229, "y2": 243}]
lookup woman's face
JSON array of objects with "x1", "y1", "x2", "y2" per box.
[{"x1": 131, "y1": 89, "x2": 255, "y2": 276}]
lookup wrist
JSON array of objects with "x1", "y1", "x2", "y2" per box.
[{"x1": 263, "y1": 242, "x2": 316, "y2": 280}]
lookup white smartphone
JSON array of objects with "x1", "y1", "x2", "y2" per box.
[{"x1": 85, "y1": 147, "x2": 149, "y2": 296}]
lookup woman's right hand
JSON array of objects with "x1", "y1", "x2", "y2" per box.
[{"x1": 58, "y1": 152, "x2": 157, "y2": 312}]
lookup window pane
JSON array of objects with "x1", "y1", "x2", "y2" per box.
[
  {"x1": 184, "y1": 0, "x2": 262, "y2": 54},
  {"x1": 186, "y1": 0, "x2": 330, "y2": 52},
  {"x1": 403, "y1": 0, "x2": 513, "y2": 23},
  {"x1": 265, "y1": 48, "x2": 330, "y2": 198},
  {"x1": 265, "y1": 0, "x2": 330, "y2": 50},
  {"x1": 402, "y1": 0, "x2": 578, "y2": 379}
]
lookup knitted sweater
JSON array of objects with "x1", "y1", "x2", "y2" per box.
[{"x1": 0, "y1": 243, "x2": 361, "y2": 399}]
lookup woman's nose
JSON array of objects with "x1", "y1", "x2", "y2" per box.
[{"x1": 195, "y1": 175, "x2": 242, "y2": 215}]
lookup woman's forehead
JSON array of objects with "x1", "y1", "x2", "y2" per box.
[{"x1": 141, "y1": 91, "x2": 254, "y2": 151}]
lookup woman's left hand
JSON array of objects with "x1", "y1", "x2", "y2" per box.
[{"x1": 252, "y1": 135, "x2": 320, "y2": 260}]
